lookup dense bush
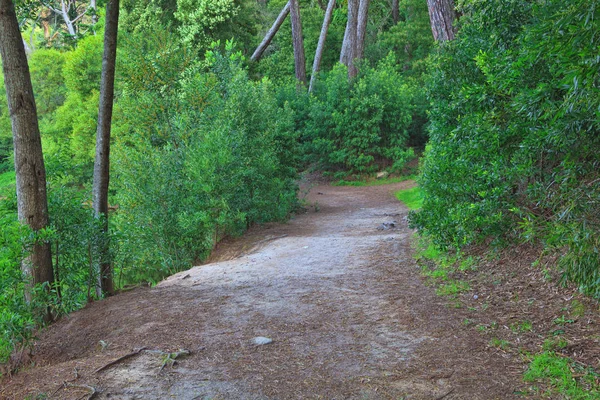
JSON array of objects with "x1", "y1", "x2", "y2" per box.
[
  {"x1": 300, "y1": 55, "x2": 416, "y2": 175},
  {"x1": 412, "y1": 0, "x2": 600, "y2": 295},
  {"x1": 111, "y1": 38, "x2": 299, "y2": 284}
]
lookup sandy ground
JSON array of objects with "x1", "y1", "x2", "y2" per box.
[{"x1": 1, "y1": 181, "x2": 526, "y2": 399}]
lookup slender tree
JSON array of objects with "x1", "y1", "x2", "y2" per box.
[
  {"x1": 340, "y1": 0, "x2": 358, "y2": 77},
  {"x1": 355, "y1": 0, "x2": 369, "y2": 60},
  {"x1": 309, "y1": 0, "x2": 335, "y2": 93},
  {"x1": 426, "y1": 0, "x2": 456, "y2": 41},
  {"x1": 290, "y1": 0, "x2": 307, "y2": 85},
  {"x1": 0, "y1": 0, "x2": 54, "y2": 312},
  {"x1": 92, "y1": 0, "x2": 119, "y2": 297},
  {"x1": 251, "y1": 2, "x2": 290, "y2": 62}
]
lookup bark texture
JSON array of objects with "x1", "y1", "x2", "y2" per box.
[
  {"x1": 290, "y1": 0, "x2": 307, "y2": 85},
  {"x1": 355, "y1": 0, "x2": 369, "y2": 61},
  {"x1": 340, "y1": 0, "x2": 358, "y2": 78},
  {"x1": 426, "y1": 0, "x2": 456, "y2": 41},
  {"x1": 250, "y1": 2, "x2": 290, "y2": 62},
  {"x1": 0, "y1": 0, "x2": 54, "y2": 305},
  {"x1": 92, "y1": 0, "x2": 119, "y2": 297},
  {"x1": 309, "y1": 0, "x2": 336, "y2": 93},
  {"x1": 392, "y1": 0, "x2": 399, "y2": 24}
]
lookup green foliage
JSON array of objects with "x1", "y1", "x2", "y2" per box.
[
  {"x1": 29, "y1": 49, "x2": 67, "y2": 115},
  {"x1": 112, "y1": 37, "x2": 299, "y2": 284},
  {"x1": 394, "y1": 186, "x2": 423, "y2": 210},
  {"x1": 412, "y1": 0, "x2": 600, "y2": 294},
  {"x1": 0, "y1": 171, "x2": 15, "y2": 192},
  {"x1": 524, "y1": 352, "x2": 600, "y2": 399},
  {"x1": 303, "y1": 55, "x2": 415, "y2": 174},
  {"x1": 369, "y1": 0, "x2": 434, "y2": 76},
  {"x1": 41, "y1": 34, "x2": 102, "y2": 184}
]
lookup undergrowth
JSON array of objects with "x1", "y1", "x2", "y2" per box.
[
  {"x1": 394, "y1": 186, "x2": 423, "y2": 210},
  {"x1": 412, "y1": 234, "x2": 600, "y2": 399}
]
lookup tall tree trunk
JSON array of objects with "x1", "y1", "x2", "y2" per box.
[
  {"x1": 426, "y1": 0, "x2": 456, "y2": 41},
  {"x1": 0, "y1": 0, "x2": 54, "y2": 313},
  {"x1": 92, "y1": 0, "x2": 119, "y2": 298},
  {"x1": 392, "y1": 0, "x2": 399, "y2": 24},
  {"x1": 309, "y1": 0, "x2": 335, "y2": 93},
  {"x1": 355, "y1": 0, "x2": 369, "y2": 61},
  {"x1": 340, "y1": 0, "x2": 358, "y2": 78},
  {"x1": 251, "y1": 2, "x2": 290, "y2": 62},
  {"x1": 290, "y1": 0, "x2": 306, "y2": 86}
]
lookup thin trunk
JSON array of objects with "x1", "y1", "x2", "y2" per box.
[
  {"x1": 355, "y1": 0, "x2": 369, "y2": 61},
  {"x1": 0, "y1": 0, "x2": 54, "y2": 316},
  {"x1": 426, "y1": 0, "x2": 456, "y2": 41},
  {"x1": 92, "y1": 0, "x2": 119, "y2": 297},
  {"x1": 392, "y1": 0, "x2": 399, "y2": 24},
  {"x1": 290, "y1": 0, "x2": 306, "y2": 86},
  {"x1": 340, "y1": 0, "x2": 358, "y2": 78},
  {"x1": 60, "y1": 0, "x2": 76, "y2": 36},
  {"x1": 309, "y1": 0, "x2": 335, "y2": 93},
  {"x1": 250, "y1": 2, "x2": 290, "y2": 62}
]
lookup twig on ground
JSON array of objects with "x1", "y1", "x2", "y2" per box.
[{"x1": 436, "y1": 388, "x2": 455, "y2": 399}]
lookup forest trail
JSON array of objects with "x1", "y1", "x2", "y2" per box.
[{"x1": 2, "y1": 181, "x2": 523, "y2": 399}]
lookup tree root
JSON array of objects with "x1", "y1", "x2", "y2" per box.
[{"x1": 94, "y1": 347, "x2": 147, "y2": 373}]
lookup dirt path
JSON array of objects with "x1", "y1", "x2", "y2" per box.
[{"x1": 1, "y1": 182, "x2": 524, "y2": 399}]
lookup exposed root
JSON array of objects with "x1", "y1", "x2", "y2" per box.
[{"x1": 94, "y1": 347, "x2": 148, "y2": 373}]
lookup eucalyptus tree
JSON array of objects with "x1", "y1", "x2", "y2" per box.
[
  {"x1": 426, "y1": 0, "x2": 456, "y2": 41},
  {"x1": 0, "y1": 0, "x2": 54, "y2": 316}
]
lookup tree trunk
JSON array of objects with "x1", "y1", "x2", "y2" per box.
[
  {"x1": 340, "y1": 0, "x2": 358, "y2": 78},
  {"x1": 426, "y1": 0, "x2": 456, "y2": 41},
  {"x1": 0, "y1": 0, "x2": 54, "y2": 312},
  {"x1": 309, "y1": 0, "x2": 335, "y2": 93},
  {"x1": 92, "y1": 0, "x2": 119, "y2": 298},
  {"x1": 60, "y1": 0, "x2": 76, "y2": 36},
  {"x1": 392, "y1": 0, "x2": 399, "y2": 24},
  {"x1": 250, "y1": 2, "x2": 290, "y2": 62},
  {"x1": 355, "y1": 0, "x2": 369, "y2": 61},
  {"x1": 290, "y1": 0, "x2": 306, "y2": 86}
]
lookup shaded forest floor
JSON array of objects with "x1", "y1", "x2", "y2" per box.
[{"x1": 1, "y1": 180, "x2": 599, "y2": 399}]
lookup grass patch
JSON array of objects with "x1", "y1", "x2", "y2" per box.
[
  {"x1": 490, "y1": 337, "x2": 511, "y2": 350},
  {"x1": 394, "y1": 186, "x2": 423, "y2": 210},
  {"x1": 435, "y1": 280, "x2": 470, "y2": 297},
  {"x1": 332, "y1": 175, "x2": 416, "y2": 187},
  {"x1": 524, "y1": 352, "x2": 600, "y2": 399},
  {"x1": 0, "y1": 171, "x2": 15, "y2": 192}
]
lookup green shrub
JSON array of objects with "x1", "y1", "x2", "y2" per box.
[
  {"x1": 411, "y1": 0, "x2": 600, "y2": 294},
  {"x1": 304, "y1": 54, "x2": 415, "y2": 174},
  {"x1": 112, "y1": 39, "x2": 299, "y2": 284}
]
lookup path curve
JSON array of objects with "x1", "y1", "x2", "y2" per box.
[{"x1": 2, "y1": 182, "x2": 521, "y2": 399}]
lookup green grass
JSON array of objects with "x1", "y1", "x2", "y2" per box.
[
  {"x1": 394, "y1": 186, "x2": 423, "y2": 210},
  {"x1": 524, "y1": 352, "x2": 600, "y2": 399},
  {"x1": 0, "y1": 171, "x2": 15, "y2": 192},
  {"x1": 435, "y1": 280, "x2": 470, "y2": 296},
  {"x1": 490, "y1": 337, "x2": 511, "y2": 350},
  {"x1": 332, "y1": 175, "x2": 416, "y2": 187}
]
